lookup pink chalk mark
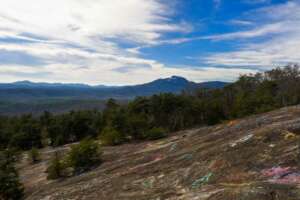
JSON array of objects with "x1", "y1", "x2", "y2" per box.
[
  {"x1": 261, "y1": 167, "x2": 292, "y2": 178},
  {"x1": 261, "y1": 167, "x2": 300, "y2": 185},
  {"x1": 269, "y1": 173, "x2": 300, "y2": 184}
]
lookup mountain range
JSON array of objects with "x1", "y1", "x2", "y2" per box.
[
  {"x1": 0, "y1": 76, "x2": 228, "y2": 115},
  {"x1": 0, "y1": 76, "x2": 228, "y2": 101}
]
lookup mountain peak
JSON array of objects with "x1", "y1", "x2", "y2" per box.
[
  {"x1": 170, "y1": 75, "x2": 186, "y2": 79},
  {"x1": 163, "y1": 76, "x2": 189, "y2": 83},
  {"x1": 169, "y1": 75, "x2": 187, "y2": 81}
]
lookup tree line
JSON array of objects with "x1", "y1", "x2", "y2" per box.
[{"x1": 1, "y1": 65, "x2": 300, "y2": 152}]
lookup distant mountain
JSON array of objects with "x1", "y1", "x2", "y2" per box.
[
  {"x1": 116, "y1": 76, "x2": 194, "y2": 96},
  {"x1": 197, "y1": 81, "x2": 229, "y2": 89},
  {"x1": 0, "y1": 77, "x2": 228, "y2": 115},
  {"x1": 4, "y1": 80, "x2": 93, "y2": 89},
  {"x1": 0, "y1": 76, "x2": 228, "y2": 101}
]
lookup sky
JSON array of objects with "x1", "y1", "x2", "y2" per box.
[{"x1": 0, "y1": 0, "x2": 299, "y2": 85}]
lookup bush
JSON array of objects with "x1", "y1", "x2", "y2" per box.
[
  {"x1": 145, "y1": 127, "x2": 167, "y2": 140},
  {"x1": 67, "y1": 139, "x2": 102, "y2": 174},
  {"x1": 28, "y1": 147, "x2": 40, "y2": 164},
  {"x1": 0, "y1": 150, "x2": 24, "y2": 200},
  {"x1": 99, "y1": 126, "x2": 124, "y2": 146},
  {"x1": 46, "y1": 152, "x2": 65, "y2": 180}
]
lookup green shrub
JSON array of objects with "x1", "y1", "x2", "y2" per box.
[
  {"x1": 28, "y1": 147, "x2": 40, "y2": 164},
  {"x1": 67, "y1": 139, "x2": 102, "y2": 174},
  {"x1": 145, "y1": 127, "x2": 167, "y2": 140},
  {"x1": 0, "y1": 150, "x2": 24, "y2": 200},
  {"x1": 99, "y1": 126, "x2": 124, "y2": 146},
  {"x1": 46, "y1": 152, "x2": 65, "y2": 180}
]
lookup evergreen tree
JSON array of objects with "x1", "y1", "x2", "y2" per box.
[{"x1": 0, "y1": 149, "x2": 24, "y2": 200}]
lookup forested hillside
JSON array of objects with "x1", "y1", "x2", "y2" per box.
[{"x1": 1, "y1": 65, "x2": 299, "y2": 151}]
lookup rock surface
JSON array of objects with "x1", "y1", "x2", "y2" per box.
[{"x1": 20, "y1": 105, "x2": 300, "y2": 200}]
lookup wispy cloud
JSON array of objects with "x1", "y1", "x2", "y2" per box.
[
  {"x1": 202, "y1": 0, "x2": 300, "y2": 68},
  {"x1": 229, "y1": 20, "x2": 254, "y2": 26},
  {"x1": 0, "y1": 0, "x2": 188, "y2": 45},
  {"x1": 1, "y1": 0, "x2": 296, "y2": 85},
  {"x1": 0, "y1": 0, "x2": 197, "y2": 85},
  {"x1": 243, "y1": 0, "x2": 271, "y2": 4},
  {"x1": 202, "y1": 22, "x2": 288, "y2": 41}
]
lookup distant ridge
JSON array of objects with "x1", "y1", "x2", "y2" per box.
[
  {"x1": 0, "y1": 76, "x2": 229, "y2": 101},
  {"x1": 9, "y1": 80, "x2": 106, "y2": 88},
  {"x1": 0, "y1": 77, "x2": 229, "y2": 115}
]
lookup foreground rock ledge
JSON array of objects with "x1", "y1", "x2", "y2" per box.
[{"x1": 20, "y1": 106, "x2": 300, "y2": 200}]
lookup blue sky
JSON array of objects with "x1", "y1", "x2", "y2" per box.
[{"x1": 0, "y1": 0, "x2": 299, "y2": 85}]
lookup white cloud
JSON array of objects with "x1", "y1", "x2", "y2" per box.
[
  {"x1": 0, "y1": 0, "x2": 187, "y2": 45},
  {"x1": 0, "y1": 61, "x2": 256, "y2": 85},
  {"x1": 0, "y1": 0, "x2": 290, "y2": 85},
  {"x1": 0, "y1": 40, "x2": 256, "y2": 85},
  {"x1": 229, "y1": 20, "x2": 254, "y2": 26},
  {"x1": 203, "y1": 22, "x2": 290, "y2": 41},
  {"x1": 203, "y1": 0, "x2": 300, "y2": 68},
  {"x1": 205, "y1": 35, "x2": 300, "y2": 68},
  {"x1": 0, "y1": 0, "x2": 202, "y2": 85},
  {"x1": 243, "y1": 0, "x2": 270, "y2": 4}
]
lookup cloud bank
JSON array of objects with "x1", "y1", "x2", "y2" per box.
[
  {"x1": 1, "y1": 0, "x2": 298, "y2": 85},
  {"x1": 0, "y1": 0, "x2": 203, "y2": 85}
]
